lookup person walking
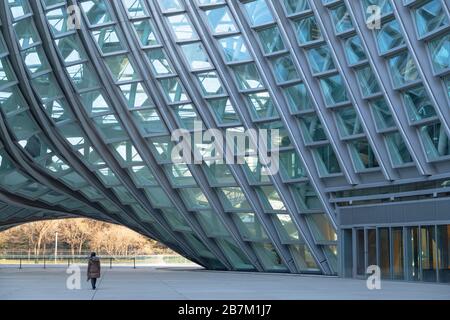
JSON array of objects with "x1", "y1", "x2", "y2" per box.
[{"x1": 87, "y1": 252, "x2": 101, "y2": 290}]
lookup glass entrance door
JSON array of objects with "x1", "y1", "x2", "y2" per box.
[
  {"x1": 421, "y1": 226, "x2": 437, "y2": 282},
  {"x1": 407, "y1": 226, "x2": 420, "y2": 281},
  {"x1": 356, "y1": 228, "x2": 365, "y2": 276},
  {"x1": 437, "y1": 225, "x2": 450, "y2": 282},
  {"x1": 392, "y1": 227, "x2": 404, "y2": 280},
  {"x1": 378, "y1": 228, "x2": 390, "y2": 279},
  {"x1": 367, "y1": 228, "x2": 377, "y2": 268}
]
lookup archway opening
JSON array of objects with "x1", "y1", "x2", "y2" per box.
[{"x1": 0, "y1": 218, "x2": 195, "y2": 267}]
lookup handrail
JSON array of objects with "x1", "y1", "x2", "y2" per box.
[{"x1": 0, "y1": 254, "x2": 194, "y2": 270}]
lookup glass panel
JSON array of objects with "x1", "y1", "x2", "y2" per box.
[
  {"x1": 179, "y1": 188, "x2": 211, "y2": 210},
  {"x1": 219, "y1": 187, "x2": 251, "y2": 211},
  {"x1": 428, "y1": 34, "x2": 450, "y2": 73},
  {"x1": 300, "y1": 114, "x2": 327, "y2": 142},
  {"x1": 246, "y1": 91, "x2": 278, "y2": 120},
  {"x1": 283, "y1": 82, "x2": 313, "y2": 113},
  {"x1": 257, "y1": 186, "x2": 286, "y2": 212},
  {"x1": 181, "y1": 42, "x2": 212, "y2": 70},
  {"x1": 144, "y1": 187, "x2": 172, "y2": 208},
  {"x1": 370, "y1": 98, "x2": 395, "y2": 130},
  {"x1": 234, "y1": 212, "x2": 268, "y2": 241},
  {"x1": 344, "y1": 35, "x2": 366, "y2": 65},
  {"x1": 257, "y1": 26, "x2": 285, "y2": 54},
  {"x1": 290, "y1": 244, "x2": 320, "y2": 272},
  {"x1": 93, "y1": 26, "x2": 125, "y2": 54},
  {"x1": 421, "y1": 225, "x2": 437, "y2": 282},
  {"x1": 159, "y1": 77, "x2": 188, "y2": 103},
  {"x1": 232, "y1": 63, "x2": 264, "y2": 90},
  {"x1": 294, "y1": 15, "x2": 322, "y2": 44},
  {"x1": 167, "y1": 14, "x2": 198, "y2": 41},
  {"x1": 356, "y1": 228, "x2": 365, "y2": 275},
  {"x1": 307, "y1": 45, "x2": 335, "y2": 74},
  {"x1": 207, "y1": 98, "x2": 240, "y2": 124},
  {"x1": 283, "y1": 0, "x2": 310, "y2": 15},
  {"x1": 218, "y1": 35, "x2": 251, "y2": 62},
  {"x1": 196, "y1": 211, "x2": 229, "y2": 238},
  {"x1": 290, "y1": 182, "x2": 322, "y2": 211},
  {"x1": 376, "y1": 20, "x2": 405, "y2": 54},
  {"x1": 132, "y1": 20, "x2": 158, "y2": 46},
  {"x1": 306, "y1": 213, "x2": 337, "y2": 242},
  {"x1": 378, "y1": 228, "x2": 391, "y2": 278},
  {"x1": 385, "y1": 132, "x2": 413, "y2": 166},
  {"x1": 119, "y1": 82, "x2": 154, "y2": 109},
  {"x1": 415, "y1": 0, "x2": 448, "y2": 37},
  {"x1": 437, "y1": 225, "x2": 450, "y2": 283},
  {"x1": 420, "y1": 122, "x2": 450, "y2": 160},
  {"x1": 406, "y1": 226, "x2": 420, "y2": 281},
  {"x1": 104, "y1": 55, "x2": 139, "y2": 83},
  {"x1": 314, "y1": 145, "x2": 341, "y2": 176},
  {"x1": 319, "y1": 74, "x2": 349, "y2": 106},
  {"x1": 388, "y1": 51, "x2": 419, "y2": 88},
  {"x1": 279, "y1": 150, "x2": 306, "y2": 181},
  {"x1": 80, "y1": 90, "x2": 111, "y2": 115},
  {"x1": 402, "y1": 86, "x2": 436, "y2": 122},
  {"x1": 80, "y1": 0, "x2": 112, "y2": 26},
  {"x1": 122, "y1": 0, "x2": 147, "y2": 18},
  {"x1": 273, "y1": 214, "x2": 300, "y2": 242},
  {"x1": 132, "y1": 109, "x2": 166, "y2": 136},
  {"x1": 350, "y1": 139, "x2": 379, "y2": 171},
  {"x1": 217, "y1": 239, "x2": 254, "y2": 270},
  {"x1": 92, "y1": 114, "x2": 128, "y2": 141},
  {"x1": 330, "y1": 3, "x2": 353, "y2": 33},
  {"x1": 196, "y1": 71, "x2": 225, "y2": 96},
  {"x1": 146, "y1": 48, "x2": 174, "y2": 75},
  {"x1": 253, "y1": 243, "x2": 287, "y2": 271},
  {"x1": 355, "y1": 65, "x2": 380, "y2": 97},
  {"x1": 336, "y1": 107, "x2": 363, "y2": 137},
  {"x1": 243, "y1": 0, "x2": 274, "y2": 26},
  {"x1": 392, "y1": 227, "x2": 404, "y2": 280},
  {"x1": 205, "y1": 6, "x2": 237, "y2": 34}
]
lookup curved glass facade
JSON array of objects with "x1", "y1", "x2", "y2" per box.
[{"x1": 0, "y1": 0, "x2": 448, "y2": 280}]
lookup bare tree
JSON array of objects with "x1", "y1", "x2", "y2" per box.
[
  {"x1": 18, "y1": 221, "x2": 55, "y2": 256},
  {"x1": 59, "y1": 219, "x2": 90, "y2": 256},
  {"x1": 0, "y1": 218, "x2": 175, "y2": 256}
]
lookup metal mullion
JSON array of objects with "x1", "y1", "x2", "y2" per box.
[
  {"x1": 69, "y1": 9, "x2": 216, "y2": 270},
  {"x1": 38, "y1": 0, "x2": 210, "y2": 265},
  {"x1": 29, "y1": 12, "x2": 156, "y2": 220},
  {"x1": 0, "y1": 7, "x2": 127, "y2": 222},
  {"x1": 81, "y1": 0, "x2": 235, "y2": 270},
  {"x1": 391, "y1": 0, "x2": 450, "y2": 138},
  {"x1": 309, "y1": 1, "x2": 398, "y2": 181},
  {"x1": 269, "y1": 0, "x2": 360, "y2": 186},
  {"x1": 228, "y1": 1, "x2": 341, "y2": 228},
  {"x1": 347, "y1": 0, "x2": 435, "y2": 176},
  {"x1": 114, "y1": 0, "x2": 266, "y2": 271},
  {"x1": 0, "y1": 109, "x2": 117, "y2": 224},
  {"x1": 180, "y1": 3, "x2": 300, "y2": 273},
  {"x1": 187, "y1": 0, "x2": 334, "y2": 274},
  {"x1": 146, "y1": 0, "x2": 298, "y2": 272}
]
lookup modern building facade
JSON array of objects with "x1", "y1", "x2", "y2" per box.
[{"x1": 0, "y1": 0, "x2": 448, "y2": 282}]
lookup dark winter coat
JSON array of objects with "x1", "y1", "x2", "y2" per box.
[{"x1": 87, "y1": 257, "x2": 101, "y2": 279}]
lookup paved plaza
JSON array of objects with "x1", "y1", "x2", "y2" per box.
[{"x1": 0, "y1": 266, "x2": 449, "y2": 300}]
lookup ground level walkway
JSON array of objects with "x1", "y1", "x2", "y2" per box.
[{"x1": 0, "y1": 266, "x2": 449, "y2": 300}]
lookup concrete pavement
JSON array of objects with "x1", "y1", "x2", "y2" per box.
[{"x1": 0, "y1": 266, "x2": 449, "y2": 300}]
